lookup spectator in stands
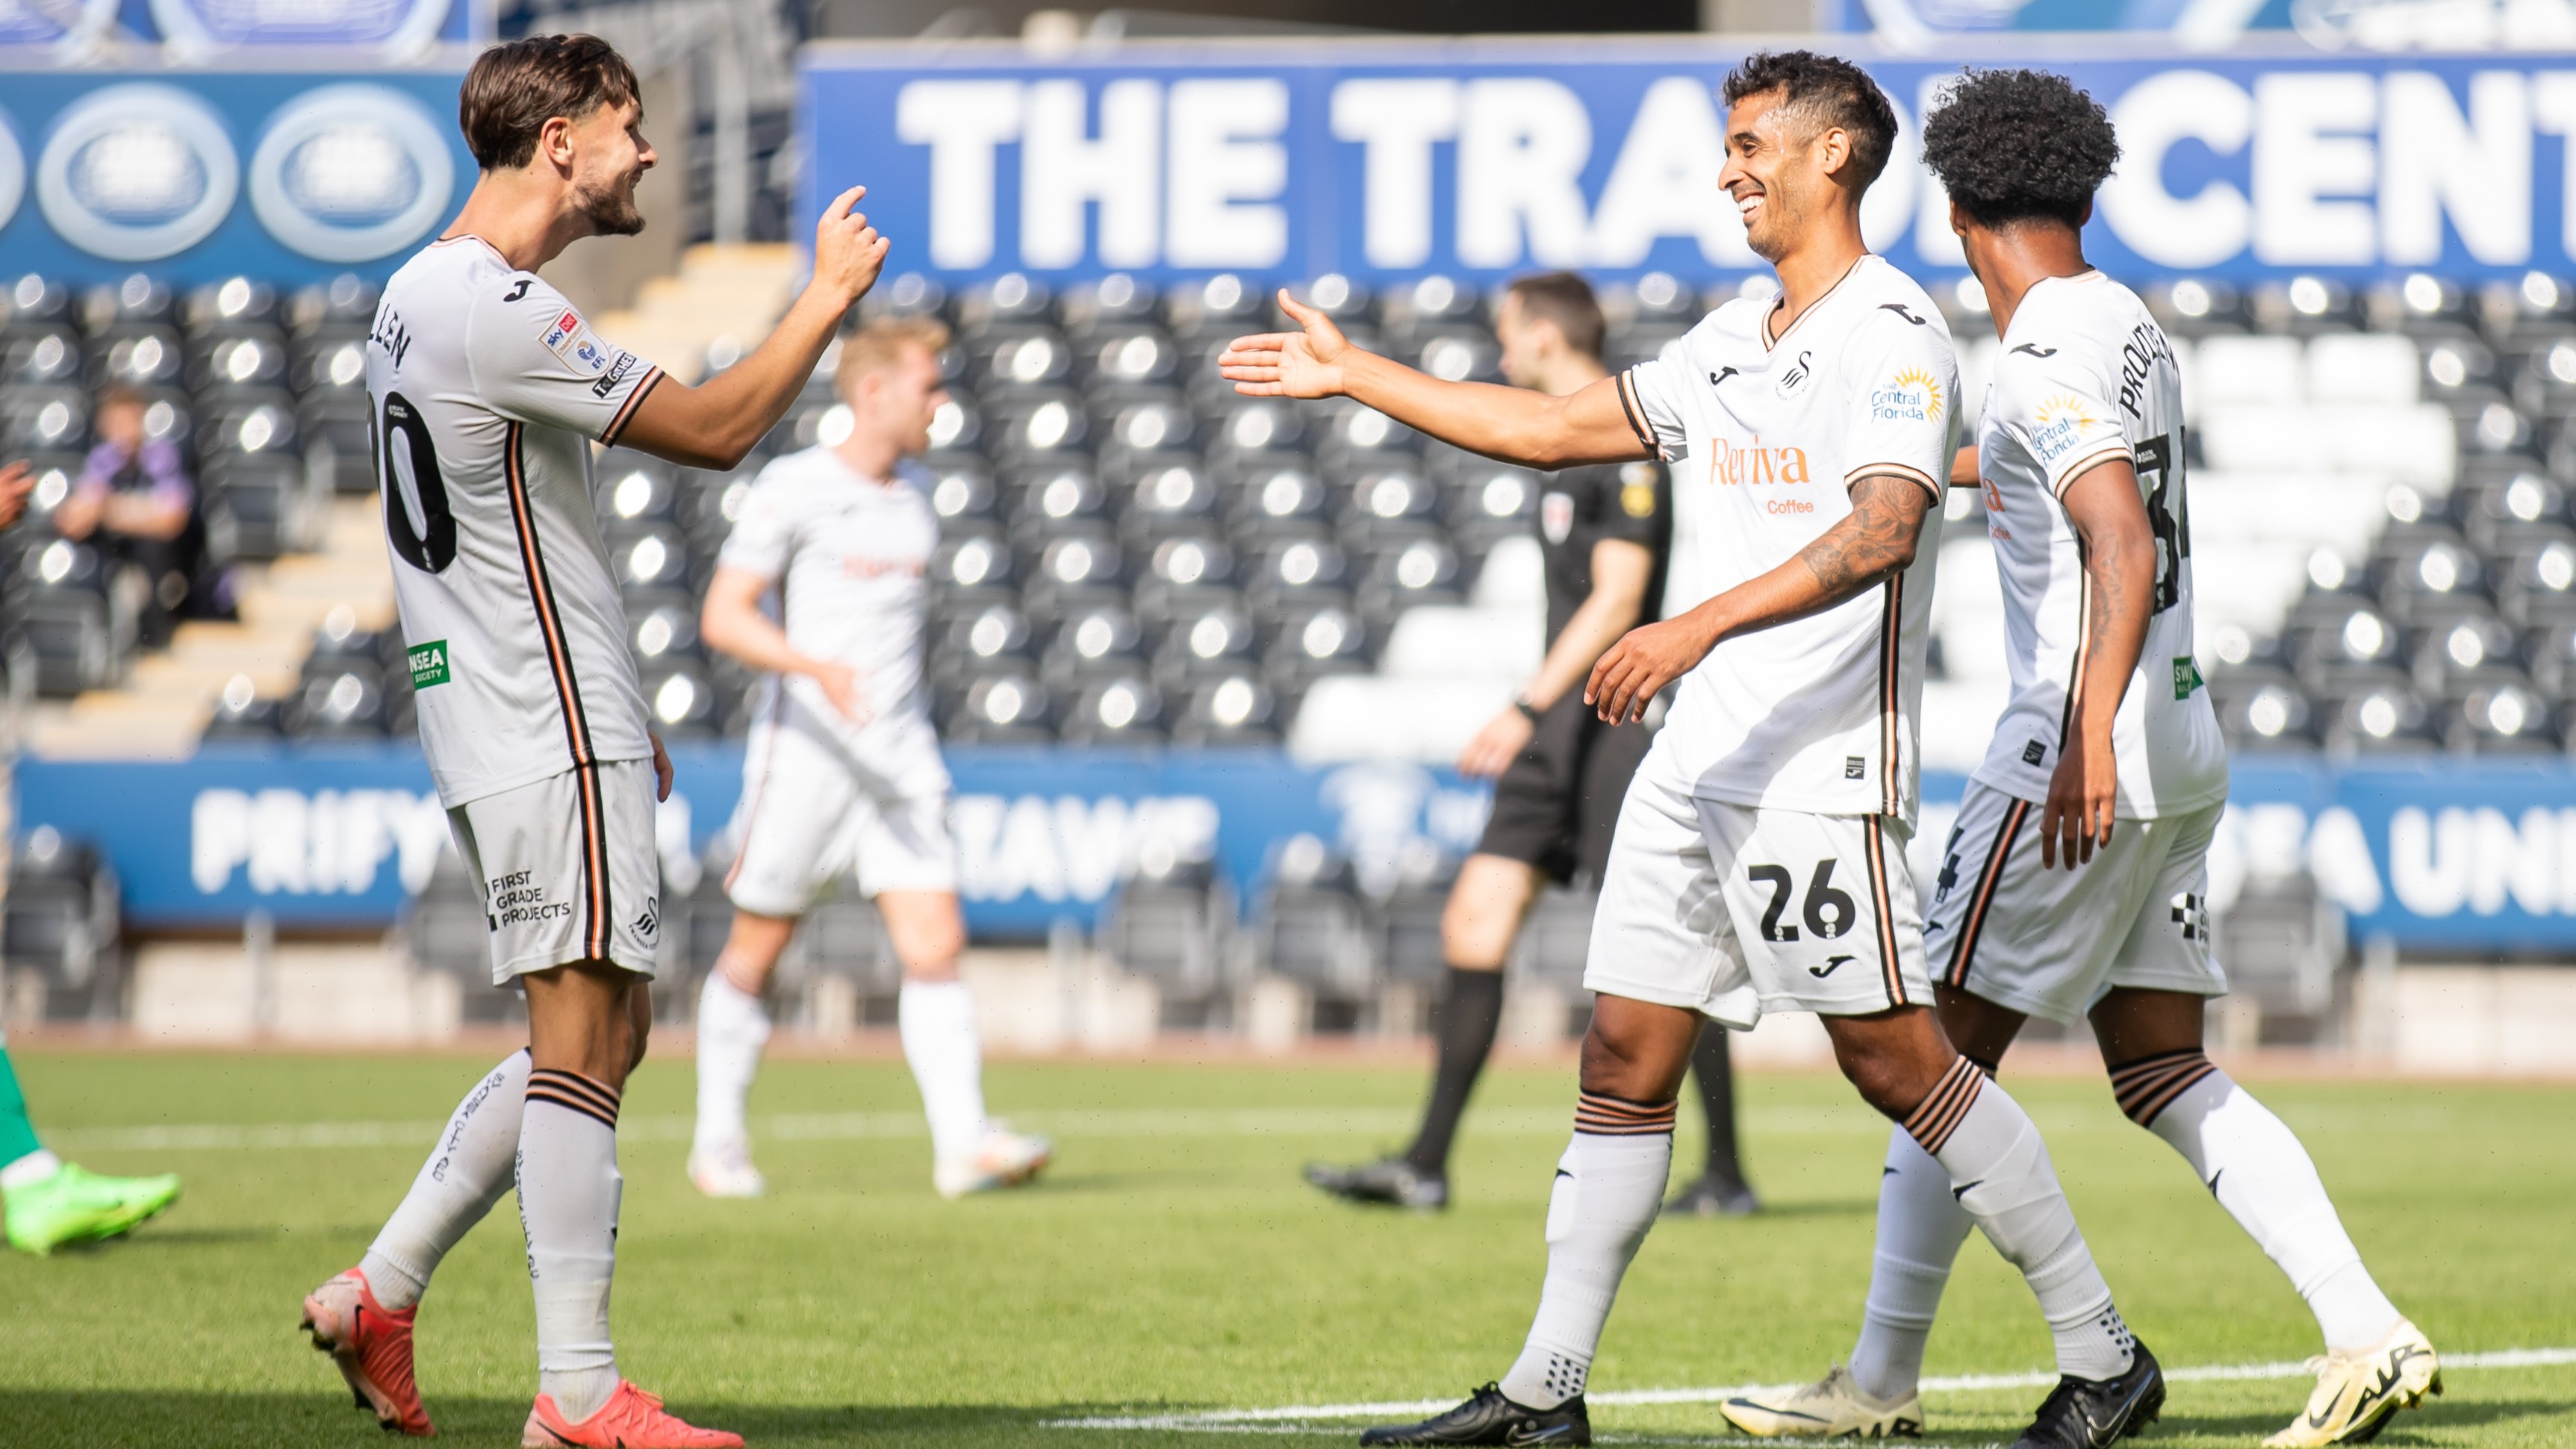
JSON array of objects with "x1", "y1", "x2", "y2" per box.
[
  {"x1": 58, "y1": 386, "x2": 201, "y2": 644},
  {"x1": 0, "y1": 460, "x2": 34, "y2": 531}
]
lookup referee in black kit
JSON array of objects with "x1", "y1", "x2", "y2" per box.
[{"x1": 1304, "y1": 273, "x2": 1755, "y2": 1216}]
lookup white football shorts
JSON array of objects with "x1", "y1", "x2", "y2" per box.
[
  {"x1": 1923, "y1": 781, "x2": 2227, "y2": 1026},
  {"x1": 447, "y1": 758, "x2": 663, "y2": 985},
  {"x1": 725, "y1": 705, "x2": 957, "y2": 917},
  {"x1": 1584, "y1": 764, "x2": 1932, "y2": 1029}
]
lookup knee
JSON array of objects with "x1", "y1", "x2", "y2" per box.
[
  {"x1": 1576, "y1": 1021, "x2": 1659, "y2": 1102},
  {"x1": 1835, "y1": 1050, "x2": 1919, "y2": 1119}
]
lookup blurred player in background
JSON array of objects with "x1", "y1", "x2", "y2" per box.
[
  {"x1": 0, "y1": 1033, "x2": 179, "y2": 1256},
  {"x1": 296, "y1": 34, "x2": 886, "y2": 1448},
  {"x1": 1725, "y1": 69, "x2": 2438, "y2": 1449},
  {"x1": 1301, "y1": 272, "x2": 1755, "y2": 1217},
  {"x1": 687, "y1": 317, "x2": 1051, "y2": 1203},
  {"x1": 1227, "y1": 52, "x2": 2163, "y2": 1449}
]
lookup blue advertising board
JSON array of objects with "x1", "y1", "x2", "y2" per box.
[
  {"x1": 22, "y1": 743, "x2": 2576, "y2": 953},
  {"x1": 0, "y1": 69, "x2": 473, "y2": 286},
  {"x1": 800, "y1": 40, "x2": 2576, "y2": 289},
  {"x1": 1, "y1": 1, "x2": 487, "y2": 60}
]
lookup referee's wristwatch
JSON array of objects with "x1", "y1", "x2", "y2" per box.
[{"x1": 1513, "y1": 696, "x2": 1543, "y2": 723}]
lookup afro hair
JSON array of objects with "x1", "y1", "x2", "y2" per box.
[
  {"x1": 1723, "y1": 51, "x2": 1899, "y2": 190},
  {"x1": 1921, "y1": 69, "x2": 2119, "y2": 231}
]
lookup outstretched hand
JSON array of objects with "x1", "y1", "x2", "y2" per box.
[{"x1": 1218, "y1": 290, "x2": 1355, "y2": 399}]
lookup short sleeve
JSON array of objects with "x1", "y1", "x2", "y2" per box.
[
  {"x1": 1840, "y1": 311, "x2": 1956, "y2": 500},
  {"x1": 716, "y1": 470, "x2": 797, "y2": 580},
  {"x1": 469, "y1": 278, "x2": 664, "y2": 446},
  {"x1": 1589, "y1": 460, "x2": 1667, "y2": 546},
  {"x1": 1992, "y1": 346, "x2": 2132, "y2": 499},
  {"x1": 1616, "y1": 332, "x2": 1696, "y2": 463}
]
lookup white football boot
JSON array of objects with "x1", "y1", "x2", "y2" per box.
[
  {"x1": 687, "y1": 1142, "x2": 768, "y2": 1199},
  {"x1": 2262, "y1": 1319, "x2": 2441, "y2": 1447},
  {"x1": 1720, "y1": 1364, "x2": 1925, "y2": 1439},
  {"x1": 933, "y1": 1124, "x2": 1052, "y2": 1199}
]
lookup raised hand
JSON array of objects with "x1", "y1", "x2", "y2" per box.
[
  {"x1": 1219, "y1": 290, "x2": 1356, "y2": 399},
  {"x1": 812, "y1": 185, "x2": 890, "y2": 307}
]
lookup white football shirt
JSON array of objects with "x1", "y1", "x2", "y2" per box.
[
  {"x1": 1970, "y1": 271, "x2": 2227, "y2": 817},
  {"x1": 367, "y1": 235, "x2": 662, "y2": 806},
  {"x1": 1623, "y1": 255, "x2": 1958, "y2": 823},
  {"x1": 718, "y1": 446, "x2": 946, "y2": 794}
]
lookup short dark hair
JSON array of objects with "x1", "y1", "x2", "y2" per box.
[
  {"x1": 1504, "y1": 272, "x2": 1605, "y2": 361},
  {"x1": 1921, "y1": 69, "x2": 2119, "y2": 230},
  {"x1": 1722, "y1": 50, "x2": 1899, "y2": 190},
  {"x1": 458, "y1": 34, "x2": 641, "y2": 172}
]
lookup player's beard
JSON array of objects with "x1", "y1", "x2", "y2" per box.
[{"x1": 576, "y1": 168, "x2": 647, "y2": 237}]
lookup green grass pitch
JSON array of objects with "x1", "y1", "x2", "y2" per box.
[{"x1": 0, "y1": 1047, "x2": 2569, "y2": 1447}]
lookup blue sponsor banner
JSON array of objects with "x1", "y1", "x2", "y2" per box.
[
  {"x1": 801, "y1": 40, "x2": 2576, "y2": 290},
  {"x1": 0, "y1": 69, "x2": 473, "y2": 286},
  {"x1": 21, "y1": 742, "x2": 2576, "y2": 952},
  {"x1": 11, "y1": 744, "x2": 1495, "y2": 938}
]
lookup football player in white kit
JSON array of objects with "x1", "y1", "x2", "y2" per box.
[
  {"x1": 686, "y1": 317, "x2": 1051, "y2": 1201},
  {"x1": 295, "y1": 34, "x2": 888, "y2": 1449},
  {"x1": 1225, "y1": 53, "x2": 2159, "y2": 1449},
  {"x1": 1725, "y1": 70, "x2": 2439, "y2": 1449}
]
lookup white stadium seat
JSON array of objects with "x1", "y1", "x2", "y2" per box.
[
  {"x1": 2197, "y1": 404, "x2": 2454, "y2": 488},
  {"x1": 1288, "y1": 675, "x2": 1516, "y2": 764},
  {"x1": 1470, "y1": 534, "x2": 1545, "y2": 608},
  {"x1": 2306, "y1": 333, "x2": 2420, "y2": 404},
  {"x1": 2188, "y1": 336, "x2": 2305, "y2": 417}
]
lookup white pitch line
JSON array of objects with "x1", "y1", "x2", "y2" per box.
[
  {"x1": 45, "y1": 1104, "x2": 1907, "y2": 1155},
  {"x1": 1045, "y1": 1346, "x2": 2576, "y2": 1432}
]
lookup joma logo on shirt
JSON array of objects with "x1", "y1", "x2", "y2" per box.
[{"x1": 1711, "y1": 435, "x2": 1812, "y2": 487}]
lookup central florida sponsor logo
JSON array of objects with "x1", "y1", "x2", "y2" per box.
[
  {"x1": 2030, "y1": 393, "x2": 2099, "y2": 464},
  {"x1": 1871, "y1": 367, "x2": 1944, "y2": 425}
]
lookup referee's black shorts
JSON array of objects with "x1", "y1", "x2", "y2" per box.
[{"x1": 1472, "y1": 692, "x2": 1653, "y2": 887}]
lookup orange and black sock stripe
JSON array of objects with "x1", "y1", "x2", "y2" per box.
[
  {"x1": 2108, "y1": 1047, "x2": 2219, "y2": 1128},
  {"x1": 1901, "y1": 1056, "x2": 1986, "y2": 1157},
  {"x1": 526, "y1": 1068, "x2": 621, "y2": 1131},
  {"x1": 1573, "y1": 1090, "x2": 1678, "y2": 1137}
]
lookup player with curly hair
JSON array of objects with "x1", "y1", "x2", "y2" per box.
[{"x1": 1722, "y1": 68, "x2": 2439, "y2": 1449}]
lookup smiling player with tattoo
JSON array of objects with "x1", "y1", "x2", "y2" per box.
[{"x1": 1223, "y1": 51, "x2": 2154, "y2": 1449}]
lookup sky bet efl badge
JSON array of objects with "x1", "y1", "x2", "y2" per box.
[{"x1": 539, "y1": 307, "x2": 613, "y2": 376}]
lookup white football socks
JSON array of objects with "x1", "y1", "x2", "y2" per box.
[
  {"x1": 692, "y1": 970, "x2": 771, "y2": 1160},
  {"x1": 0, "y1": 1148, "x2": 62, "y2": 1191},
  {"x1": 2132, "y1": 1060, "x2": 2402, "y2": 1353},
  {"x1": 898, "y1": 979, "x2": 988, "y2": 1164},
  {"x1": 361, "y1": 1049, "x2": 529, "y2": 1311},
  {"x1": 1904, "y1": 1059, "x2": 2133, "y2": 1383},
  {"x1": 1847, "y1": 1124, "x2": 1974, "y2": 1403},
  {"x1": 520, "y1": 1068, "x2": 623, "y2": 1424},
  {"x1": 1497, "y1": 1094, "x2": 1677, "y2": 1409}
]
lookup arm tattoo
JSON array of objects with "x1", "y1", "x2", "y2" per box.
[{"x1": 1797, "y1": 473, "x2": 1933, "y2": 605}]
